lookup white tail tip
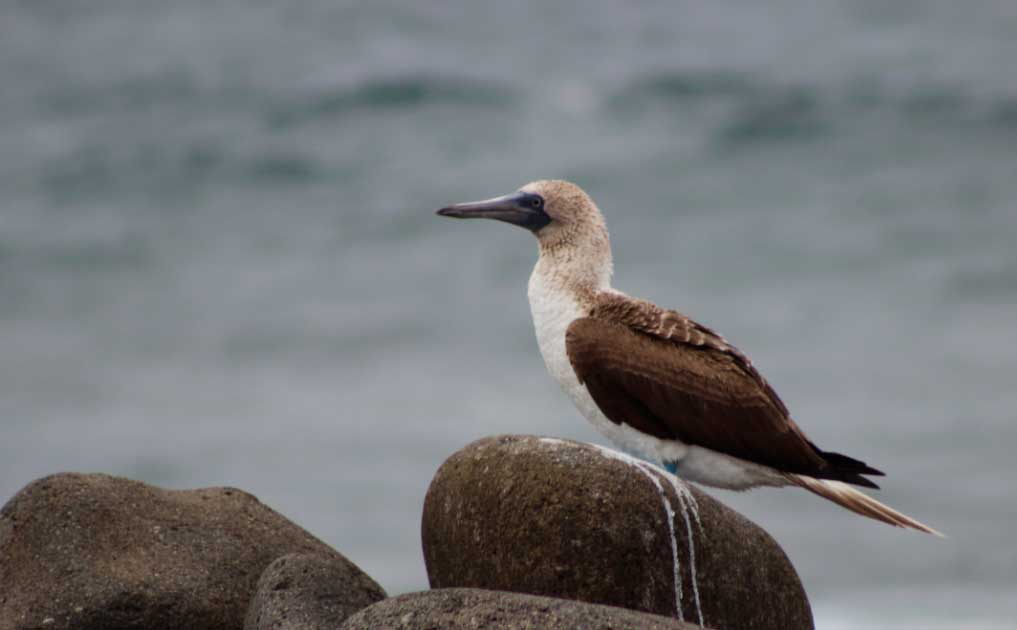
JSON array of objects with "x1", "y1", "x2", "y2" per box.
[{"x1": 788, "y1": 475, "x2": 945, "y2": 537}]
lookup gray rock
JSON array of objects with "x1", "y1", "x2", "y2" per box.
[
  {"x1": 244, "y1": 553, "x2": 386, "y2": 630},
  {"x1": 0, "y1": 473, "x2": 381, "y2": 630},
  {"x1": 340, "y1": 587, "x2": 703, "y2": 629},
  {"x1": 421, "y1": 435, "x2": 813, "y2": 630}
]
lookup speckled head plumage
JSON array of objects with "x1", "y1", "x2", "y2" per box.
[{"x1": 518, "y1": 180, "x2": 609, "y2": 254}]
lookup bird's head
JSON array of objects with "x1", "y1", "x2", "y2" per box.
[
  {"x1": 436, "y1": 179, "x2": 608, "y2": 253},
  {"x1": 437, "y1": 179, "x2": 613, "y2": 290}
]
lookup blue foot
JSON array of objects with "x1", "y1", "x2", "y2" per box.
[{"x1": 663, "y1": 460, "x2": 678, "y2": 475}]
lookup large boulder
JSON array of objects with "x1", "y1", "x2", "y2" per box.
[
  {"x1": 0, "y1": 473, "x2": 384, "y2": 630},
  {"x1": 244, "y1": 553, "x2": 386, "y2": 630},
  {"x1": 422, "y1": 435, "x2": 813, "y2": 630},
  {"x1": 341, "y1": 587, "x2": 703, "y2": 629}
]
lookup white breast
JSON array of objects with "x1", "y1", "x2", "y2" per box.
[{"x1": 527, "y1": 269, "x2": 684, "y2": 464}]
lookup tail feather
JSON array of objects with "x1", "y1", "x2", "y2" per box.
[
  {"x1": 817, "y1": 448, "x2": 885, "y2": 478},
  {"x1": 788, "y1": 474, "x2": 944, "y2": 537}
]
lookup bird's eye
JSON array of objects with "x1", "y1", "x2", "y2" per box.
[{"x1": 531, "y1": 198, "x2": 543, "y2": 208}]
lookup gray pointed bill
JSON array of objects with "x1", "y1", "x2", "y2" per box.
[{"x1": 436, "y1": 191, "x2": 551, "y2": 232}]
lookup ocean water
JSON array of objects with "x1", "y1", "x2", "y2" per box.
[{"x1": 2, "y1": 1, "x2": 1016, "y2": 627}]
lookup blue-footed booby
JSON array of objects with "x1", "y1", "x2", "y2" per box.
[{"x1": 437, "y1": 179, "x2": 940, "y2": 535}]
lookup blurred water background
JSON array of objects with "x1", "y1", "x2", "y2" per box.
[{"x1": 2, "y1": 1, "x2": 1016, "y2": 627}]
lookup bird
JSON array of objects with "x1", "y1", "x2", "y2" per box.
[{"x1": 436, "y1": 179, "x2": 940, "y2": 535}]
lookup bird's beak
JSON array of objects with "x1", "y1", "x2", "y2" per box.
[{"x1": 436, "y1": 191, "x2": 551, "y2": 232}]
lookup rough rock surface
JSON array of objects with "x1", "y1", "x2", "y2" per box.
[
  {"x1": 341, "y1": 587, "x2": 703, "y2": 629},
  {"x1": 0, "y1": 473, "x2": 381, "y2": 630},
  {"x1": 244, "y1": 553, "x2": 386, "y2": 630},
  {"x1": 422, "y1": 435, "x2": 813, "y2": 630}
]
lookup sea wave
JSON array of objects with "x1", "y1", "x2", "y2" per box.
[
  {"x1": 610, "y1": 70, "x2": 1017, "y2": 146},
  {"x1": 265, "y1": 76, "x2": 514, "y2": 128},
  {"x1": 36, "y1": 70, "x2": 203, "y2": 117},
  {"x1": 33, "y1": 142, "x2": 333, "y2": 197}
]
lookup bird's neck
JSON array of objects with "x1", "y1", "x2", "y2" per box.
[
  {"x1": 533, "y1": 233, "x2": 614, "y2": 303},
  {"x1": 527, "y1": 237, "x2": 615, "y2": 405}
]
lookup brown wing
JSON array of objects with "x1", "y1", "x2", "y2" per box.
[
  {"x1": 587, "y1": 292, "x2": 789, "y2": 414},
  {"x1": 566, "y1": 294, "x2": 882, "y2": 483}
]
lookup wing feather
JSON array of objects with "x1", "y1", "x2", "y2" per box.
[{"x1": 566, "y1": 293, "x2": 882, "y2": 484}]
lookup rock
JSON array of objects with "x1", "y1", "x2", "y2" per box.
[
  {"x1": 0, "y1": 473, "x2": 383, "y2": 630},
  {"x1": 341, "y1": 587, "x2": 703, "y2": 629},
  {"x1": 422, "y1": 435, "x2": 813, "y2": 630},
  {"x1": 244, "y1": 553, "x2": 386, "y2": 630}
]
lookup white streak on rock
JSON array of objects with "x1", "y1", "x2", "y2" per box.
[
  {"x1": 536, "y1": 440, "x2": 704, "y2": 626},
  {"x1": 638, "y1": 461, "x2": 683, "y2": 621},
  {"x1": 590, "y1": 444, "x2": 700, "y2": 623},
  {"x1": 664, "y1": 470, "x2": 704, "y2": 627}
]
